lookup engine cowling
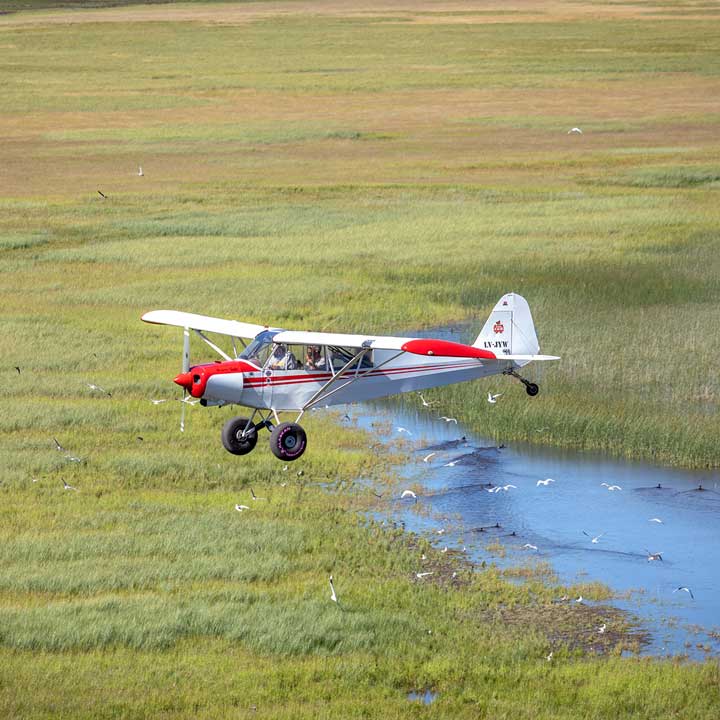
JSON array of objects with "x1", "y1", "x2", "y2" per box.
[{"x1": 174, "y1": 359, "x2": 257, "y2": 402}]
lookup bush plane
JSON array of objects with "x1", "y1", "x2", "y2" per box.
[{"x1": 142, "y1": 293, "x2": 559, "y2": 461}]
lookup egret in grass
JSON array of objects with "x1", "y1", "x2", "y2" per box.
[
  {"x1": 416, "y1": 572, "x2": 434, "y2": 579},
  {"x1": 537, "y1": 478, "x2": 555, "y2": 486},
  {"x1": 329, "y1": 575, "x2": 338, "y2": 603},
  {"x1": 137, "y1": 165, "x2": 143, "y2": 176},
  {"x1": 598, "y1": 624, "x2": 606, "y2": 634},
  {"x1": 234, "y1": 504, "x2": 250, "y2": 512}
]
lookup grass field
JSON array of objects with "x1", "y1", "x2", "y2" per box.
[{"x1": 2, "y1": 1, "x2": 720, "y2": 717}]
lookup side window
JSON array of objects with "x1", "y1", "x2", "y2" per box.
[
  {"x1": 329, "y1": 346, "x2": 373, "y2": 370},
  {"x1": 304, "y1": 345, "x2": 329, "y2": 371}
]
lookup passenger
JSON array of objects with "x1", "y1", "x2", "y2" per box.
[
  {"x1": 305, "y1": 345, "x2": 326, "y2": 370},
  {"x1": 268, "y1": 343, "x2": 297, "y2": 370}
]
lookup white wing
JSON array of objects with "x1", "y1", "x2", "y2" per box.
[{"x1": 142, "y1": 310, "x2": 268, "y2": 339}]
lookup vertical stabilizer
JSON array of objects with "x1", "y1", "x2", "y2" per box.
[{"x1": 473, "y1": 293, "x2": 540, "y2": 357}]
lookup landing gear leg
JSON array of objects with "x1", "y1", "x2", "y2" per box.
[{"x1": 503, "y1": 368, "x2": 539, "y2": 397}]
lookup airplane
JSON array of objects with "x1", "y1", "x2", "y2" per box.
[{"x1": 142, "y1": 292, "x2": 559, "y2": 461}]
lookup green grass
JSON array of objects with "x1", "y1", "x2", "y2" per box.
[{"x1": 2, "y1": 1, "x2": 720, "y2": 717}]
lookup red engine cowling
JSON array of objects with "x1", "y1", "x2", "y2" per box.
[{"x1": 174, "y1": 359, "x2": 258, "y2": 399}]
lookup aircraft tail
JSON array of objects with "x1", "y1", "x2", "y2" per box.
[{"x1": 473, "y1": 293, "x2": 540, "y2": 358}]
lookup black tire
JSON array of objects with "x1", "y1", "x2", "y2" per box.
[
  {"x1": 525, "y1": 383, "x2": 540, "y2": 397},
  {"x1": 221, "y1": 416, "x2": 258, "y2": 455},
  {"x1": 269, "y1": 422, "x2": 307, "y2": 461}
]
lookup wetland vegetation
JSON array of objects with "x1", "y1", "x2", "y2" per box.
[{"x1": 1, "y1": 0, "x2": 719, "y2": 717}]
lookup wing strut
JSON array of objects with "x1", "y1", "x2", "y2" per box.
[{"x1": 298, "y1": 348, "x2": 405, "y2": 417}]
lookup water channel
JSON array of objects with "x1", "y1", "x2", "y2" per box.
[{"x1": 345, "y1": 399, "x2": 719, "y2": 660}]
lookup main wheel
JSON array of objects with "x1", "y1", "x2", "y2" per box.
[
  {"x1": 269, "y1": 422, "x2": 307, "y2": 461},
  {"x1": 221, "y1": 416, "x2": 258, "y2": 455},
  {"x1": 525, "y1": 383, "x2": 539, "y2": 397}
]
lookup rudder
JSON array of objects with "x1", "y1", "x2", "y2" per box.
[{"x1": 473, "y1": 293, "x2": 539, "y2": 357}]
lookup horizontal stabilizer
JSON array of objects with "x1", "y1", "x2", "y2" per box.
[
  {"x1": 141, "y1": 310, "x2": 267, "y2": 339},
  {"x1": 500, "y1": 354, "x2": 561, "y2": 362}
]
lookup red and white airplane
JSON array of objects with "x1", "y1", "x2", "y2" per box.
[{"x1": 142, "y1": 293, "x2": 559, "y2": 461}]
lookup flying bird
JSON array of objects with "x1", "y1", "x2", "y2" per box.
[
  {"x1": 137, "y1": 165, "x2": 144, "y2": 176},
  {"x1": 250, "y1": 487, "x2": 266, "y2": 501},
  {"x1": 97, "y1": 190, "x2": 107, "y2": 199},
  {"x1": 567, "y1": 127, "x2": 583, "y2": 134},
  {"x1": 673, "y1": 586, "x2": 694, "y2": 599},
  {"x1": 14, "y1": 366, "x2": 21, "y2": 374},
  {"x1": 487, "y1": 392, "x2": 503, "y2": 404},
  {"x1": 234, "y1": 504, "x2": 250, "y2": 512},
  {"x1": 583, "y1": 531, "x2": 604, "y2": 544},
  {"x1": 400, "y1": 489, "x2": 417, "y2": 500},
  {"x1": 87, "y1": 383, "x2": 111, "y2": 397},
  {"x1": 523, "y1": 543, "x2": 538, "y2": 551},
  {"x1": 537, "y1": 478, "x2": 555, "y2": 487},
  {"x1": 648, "y1": 518, "x2": 663, "y2": 524},
  {"x1": 52, "y1": 437, "x2": 65, "y2": 452},
  {"x1": 597, "y1": 624, "x2": 606, "y2": 634},
  {"x1": 418, "y1": 393, "x2": 437, "y2": 408},
  {"x1": 601, "y1": 483, "x2": 622, "y2": 491},
  {"x1": 329, "y1": 575, "x2": 338, "y2": 603},
  {"x1": 415, "y1": 572, "x2": 434, "y2": 579},
  {"x1": 439, "y1": 416, "x2": 458, "y2": 424},
  {"x1": 546, "y1": 651, "x2": 553, "y2": 661},
  {"x1": 645, "y1": 550, "x2": 663, "y2": 562},
  {"x1": 150, "y1": 399, "x2": 168, "y2": 405},
  {"x1": 62, "y1": 480, "x2": 77, "y2": 491},
  {"x1": 396, "y1": 427, "x2": 412, "y2": 435},
  {"x1": 443, "y1": 459, "x2": 460, "y2": 467},
  {"x1": 422, "y1": 452, "x2": 436, "y2": 463}
]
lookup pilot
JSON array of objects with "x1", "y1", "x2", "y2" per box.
[
  {"x1": 305, "y1": 345, "x2": 326, "y2": 370},
  {"x1": 268, "y1": 343, "x2": 297, "y2": 370}
]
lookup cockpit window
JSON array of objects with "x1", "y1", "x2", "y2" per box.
[{"x1": 239, "y1": 330, "x2": 277, "y2": 367}]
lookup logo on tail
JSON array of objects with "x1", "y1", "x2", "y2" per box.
[{"x1": 493, "y1": 321, "x2": 505, "y2": 334}]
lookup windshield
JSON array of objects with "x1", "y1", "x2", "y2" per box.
[{"x1": 239, "y1": 330, "x2": 278, "y2": 367}]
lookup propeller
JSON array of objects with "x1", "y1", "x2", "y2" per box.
[{"x1": 180, "y1": 327, "x2": 190, "y2": 432}]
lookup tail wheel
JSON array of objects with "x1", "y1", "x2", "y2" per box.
[
  {"x1": 269, "y1": 422, "x2": 307, "y2": 461},
  {"x1": 222, "y1": 416, "x2": 258, "y2": 455},
  {"x1": 525, "y1": 383, "x2": 539, "y2": 397}
]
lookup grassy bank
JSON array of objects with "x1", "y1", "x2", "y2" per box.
[{"x1": 1, "y1": 1, "x2": 720, "y2": 716}]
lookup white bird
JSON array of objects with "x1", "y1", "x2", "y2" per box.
[
  {"x1": 150, "y1": 399, "x2": 168, "y2": 405},
  {"x1": 86, "y1": 382, "x2": 111, "y2": 396},
  {"x1": 648, "y1": 518, "x2": 663, "y2": 524},
  {"x1": 575, "y1": 596, "x2": 583, "y2": 604},
  {"x1": 536, "y1": 478, "x2": 555, "y2": 486},
  {"x1": 439, "y1": 416, "x2": 458, "y2": 424},
  {"x1": 567, "y1": 127, "x2": 583, "y2": 134},
  {"x1": 583, "y1": 531, "x2": 604, "y2": 544},
  {"x1": 645, "y1": 550, "x2": 663, "y2": 562},
  {"x1": 400, "y1": 489, "x2": 417, "y2": 500},
  {"x1": 422, "y1": 452, "x2": 436, "y2": 463},
  {"x1": 443, "y1": 460, "x2": 460, "y2": 468},
  {"x1": 178, "y1": 396, "x2": 200, "y2": 405},
  {"x1": 63, "y1": 480, "x2": 77, "y2": 491},
  {"x1": 487, "y1": 392, "x2": 503, "y2": 404},
  {"x1": 250, "y1": 487, "x2": 266, "y2": 501},
  {"x1": 523, "y1": 543, "x2": 538, "y2": 551},
  {"x1": 53, "y1": 437, "x2": 66, "y2": 452},
  {"x1": 673, "y1": 586, "x2": 694, "y2": 599},
  {"x1": 329, "y1": 575, "x2": 337, "y2": 603},
  {"x1": 65, "y1": 454, "x2": 83, "y2": 463},
  {"x1": 436, "y1": 528, "x2": 445, "y2": 535},
  {"x1": 396, "y1": 427, "x2": 412, "y2": 435},
  {"x1": 416, "y1": 572, "x2": 434, "y2": 579},
  {"x1": 546, "y1": 651, "x2": 553, "y2": 661},
  {"x1": 441, "y1": 546, "x2": 448, "y2": 553},
  {"x1": 497, "y1": 484, "x2": 516, "y2": 492},
  {"x1": 137, "y1": 165, "x2": 144, "y2": 176},
  {"x1": 418, "y1": 393, "x2": 437, "y2": 408},
  {"x1": 234, "y1": 504, "x2": 250, "y2": 512},
  {"x1": 600, "y1": 483, "x2": 622, "y2": 491},
  {"x1": 598, "y1": 624, "x2": 606, "y2": 634}
]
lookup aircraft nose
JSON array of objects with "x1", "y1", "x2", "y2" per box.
[{"x1": 174, "y1": 371, "x2": 193, "y2": 391}]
